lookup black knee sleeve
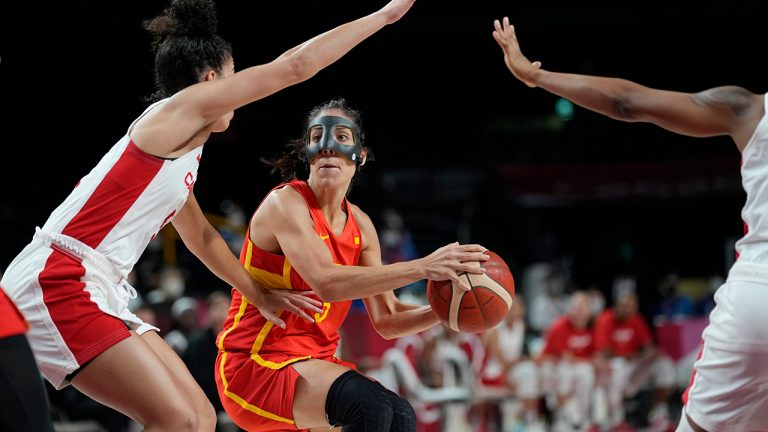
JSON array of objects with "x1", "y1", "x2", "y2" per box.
[
  {"x1": 382, "y1": 386, "x2": 416, "y2": 432},
  {"x1": 325, "y1": 370, "x2": 416, "y2": 432}
]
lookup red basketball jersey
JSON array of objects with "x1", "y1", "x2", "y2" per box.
[
  {"x1": 217, "y1": 180, "x2": 362, "y2": 366},
  {"x1": 593, "y1": 309, "x2": 652, "y2": 357},
  {"x1": 541, "y1": 316, "x2": 594, "y2": 359}
]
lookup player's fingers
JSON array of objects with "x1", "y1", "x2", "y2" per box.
[
  {"x1": 287, "y1": 305, "x2": 315, "y2": 323},
  {"x1": 458, "y1": 244, "x2": 488, "y2": 253},
  {"x1": 292, "y1": 297, "x2": 324, "y2": 314},
  {"x1": 494, "y1": 19, "x2": 502, "y2": 33},
  {"x1": 456, "y1": 263, "x2": 485, "y2": 275},
  {"x1": 452, "y1": 274, "x2": 471, "y2": 292},
  {"x1": 532, "y1": 61, "x2": 542, "y2": 69},
  {"x1": 503, "y1": 17, "x2": 511, "y2": 32},
  {"x1": 263, "y1": 312, "x2": 286, "y2": 329},
  {"x1": 287, "y1": 292, "x2": 324, "y2": 310},
  {"x1": 459, "y1": 252, "x2": 491, "y2": 262}
]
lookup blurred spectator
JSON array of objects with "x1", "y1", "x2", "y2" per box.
[
  {"x1": 132, "y1": 302, "x2": 159, "y2": 329},
  {"x1": 528, "y1": 263, "x2": 569, "y2": 334},
  {"x1": 594, "y1": 291, "x2": 675, "y2": 431},
  {"x1": 380, "y1": 207, "x2": 424, "y2": 298},
  {"x1": 184, "y1": 290, "x2": 237, "y2": 432},
  {"x1": 481, "y1": 300, "x2": 543, "y2": 431},
  {"x1": 655, "y1": 274, "x2": 695, "y2": 319},
  {"x1": 164, "y1": 296, "x2": 199, "y2": 356},
  {"x1": 696, "y1": 274, "x2": 724, "y2": 316},
  {"x1": 540, "y1": 291, "x2": 598, "y2": 432},
  {"x1": 146, "y1": 265, "x2": 189, "y2": 333},
  {"x1": 587, "y1": 288, "x2": 606, "y2": 318},
  {"x1": 218, "y1": 199, "x2": 247, "y2": 254}
]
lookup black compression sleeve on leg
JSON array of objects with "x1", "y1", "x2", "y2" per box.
[
  {"x1": 383, "y1": 387, "x2": 416, "y2": 432},
  {"x1": 325, "y1": 370, "x2": 394, "y2": 432},
  {"x1": 0, "y1": 334, "x2": 55, "y2": 432}
]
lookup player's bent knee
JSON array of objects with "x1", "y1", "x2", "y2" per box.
[
  {"x1": 326, "y1": 370, "x2": 395, "y2": 431},
  {"x1": 385, "y1": 389, "x2": 416, "y2": 432}
]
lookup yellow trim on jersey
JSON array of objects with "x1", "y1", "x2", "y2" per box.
[
  {"x1": 282, "y1": 259, "x2": 292, "y2": 287},
  {"x1": 354, "y1": 236, "x2": 360, "y2": 245},
  {"x1": 218, "y1": 351, "x2": 296, "y2": 425},
  {"x1": 249, "y1": 320, "x2": 311, "y2": 368},
  {"x1": 320, "y1": 234, "x2": 330, "y2": 240},
  {"x1": 245, "y1": 241, "x2": 254, "y2": 270},
  {"x1": 314, "y1": 302, "x2": 331, "y2": 323},
  {"x1": 217, "y1": 296, "x2": 249, "y2": 350},
  {"x1": 248, "y1": 267, "x2": 289, "y2": 289}
]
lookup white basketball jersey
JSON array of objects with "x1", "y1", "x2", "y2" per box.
[
  {"x1": 735, "y1": 94, "x2": 768, "y2": 263},
  {"x1": 40, "y1": 100, "x2": 202, "y2": 278}
]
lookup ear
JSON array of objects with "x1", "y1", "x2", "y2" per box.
[
  {"x1": 359, "y1": 148, "x2": 368, "y2": 166},
  {"x1": 203, "y1": 69, "x2": 217, "y2": 83}
]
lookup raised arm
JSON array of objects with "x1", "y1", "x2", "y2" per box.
[
  {"x1": 255, "y1": 186, "x2": 488, "y2": 303},
  {"x1": 137, "y1": 0, "x2": 416, "y2": 155},
  {"x1": 492, "y1": 17, "x2": 764, "y2": 151}
]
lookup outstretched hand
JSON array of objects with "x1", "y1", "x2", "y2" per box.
[
  {"x1": 422, "y1": 242, "x2": 489, "y2": 292},
  {"x1": 492, "y1": 16, "x2": 542, "y2": 88},
  {"x1": 254, "y1": 288, "x2": 324, "y2": 329},
  {"x1": 378, "y1": 0, "x2": 416, "y2": 25}
]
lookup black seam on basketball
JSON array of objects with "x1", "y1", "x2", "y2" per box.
[
  {"x1": 468, "y1": 273, "x2": 490, "y2": 332},
  {"x1": 457, "y1": 273, "x2": 473, "y2": 330}
]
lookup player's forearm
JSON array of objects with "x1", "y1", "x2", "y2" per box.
[
  {"x1": 186, "y1": 224, "x2": 259, "y2": 300},
  {"x1": 287, "y1": 12, "x2": 388, "y2": 82},
  {"x1": 535, "y1": 70, "x2": 645, "y2": 121},
  {"x1": 312, "y1": 260, "x2": 424, "y2": 302},
  {"x1": 372, "y1": 305, "x2": 440, "y2": 340}
]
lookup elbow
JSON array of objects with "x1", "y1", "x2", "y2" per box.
[
  {"x1": 287, "y1": 52, "x2": 318, "y2": 84},
  {"x1": 373, "y1": 321, "x2": 400, "y2": 340},
  {"x1": 609, "y1": 89, "x2": 642, "y2": 121},
  {"x1": 306, "y1": 275, "x2": 339, "y2": 303}
]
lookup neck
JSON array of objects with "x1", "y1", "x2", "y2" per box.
[{"x1": 306, "y1": 178, "x2": 349, "y2": 221}]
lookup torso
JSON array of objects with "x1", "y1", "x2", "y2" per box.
[
  {"x1": 216, "y1": 180, "x2": 363, "y2": 366},
  {"x1": 40, "y1": 99, "x2": 202, "y2": 277},
  {"x1": 736, "y1": 94, "x2": 768, "y2": 263}
]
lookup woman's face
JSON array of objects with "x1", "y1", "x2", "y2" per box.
[{"x1": 307, "y1": 109, "x2": 361, "y2": 188}]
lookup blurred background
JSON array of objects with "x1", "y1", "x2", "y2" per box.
[{"x1": 0, "y1": 1, "x2": 763, "y2": 431}]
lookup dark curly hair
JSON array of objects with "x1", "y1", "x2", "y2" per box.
[
  {"x1": 263, "y1": 98, "x2": 373, "y2": 186},
  {"x1": 143, "y1": 0, "x2": 233, "y2": 102}
]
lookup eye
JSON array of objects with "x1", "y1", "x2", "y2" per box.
[
  {"x1": 334, "y1": 127, "x2": 353, "y2": 144},
  {"x1": 310, "y1": 132, "x2": 322, "y2": 143}
]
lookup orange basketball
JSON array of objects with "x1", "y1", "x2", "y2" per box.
[{"x1": 427, "y1": 250, "x2": 515, "y2": 333}]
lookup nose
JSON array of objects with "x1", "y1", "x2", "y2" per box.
[{"x1": 320, "y1": 148, "x2": 334, "y2": 156}]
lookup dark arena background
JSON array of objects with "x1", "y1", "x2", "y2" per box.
[{"x1": 0, "y1": 1, "x2": 763, "y2": 431}]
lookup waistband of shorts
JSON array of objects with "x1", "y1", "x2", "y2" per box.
[
  {"x1": 727, "y1": 261, "x2": 768, "y2": 282},
  {"x1": 33, "y1": 227, "x2": 126, "y2": 286}
]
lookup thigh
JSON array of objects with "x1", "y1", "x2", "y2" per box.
[
  {"x1": 292, "y1": 359, "x2": 354, "y2": 430},
  {"x1": 71, "y1": 332, "x2": 192, "y2": 425},
  {"x1": 141, "y1": 331, "x2": 212, "y2": 412}
]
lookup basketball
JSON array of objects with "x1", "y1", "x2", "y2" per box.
[{"x1": 427, "y1": 250, "x2": 515, "y2": 333}]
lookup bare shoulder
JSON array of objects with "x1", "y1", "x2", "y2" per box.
[
  {"x1": 256, "y1": 185, "x2": 305, "y2": 219},
  {"x1": 692, "y1": 86, "x2": 761, "y2": 116},
  {"x1": 349, "y1": 203, "x2": 374, "y2": 228}
]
